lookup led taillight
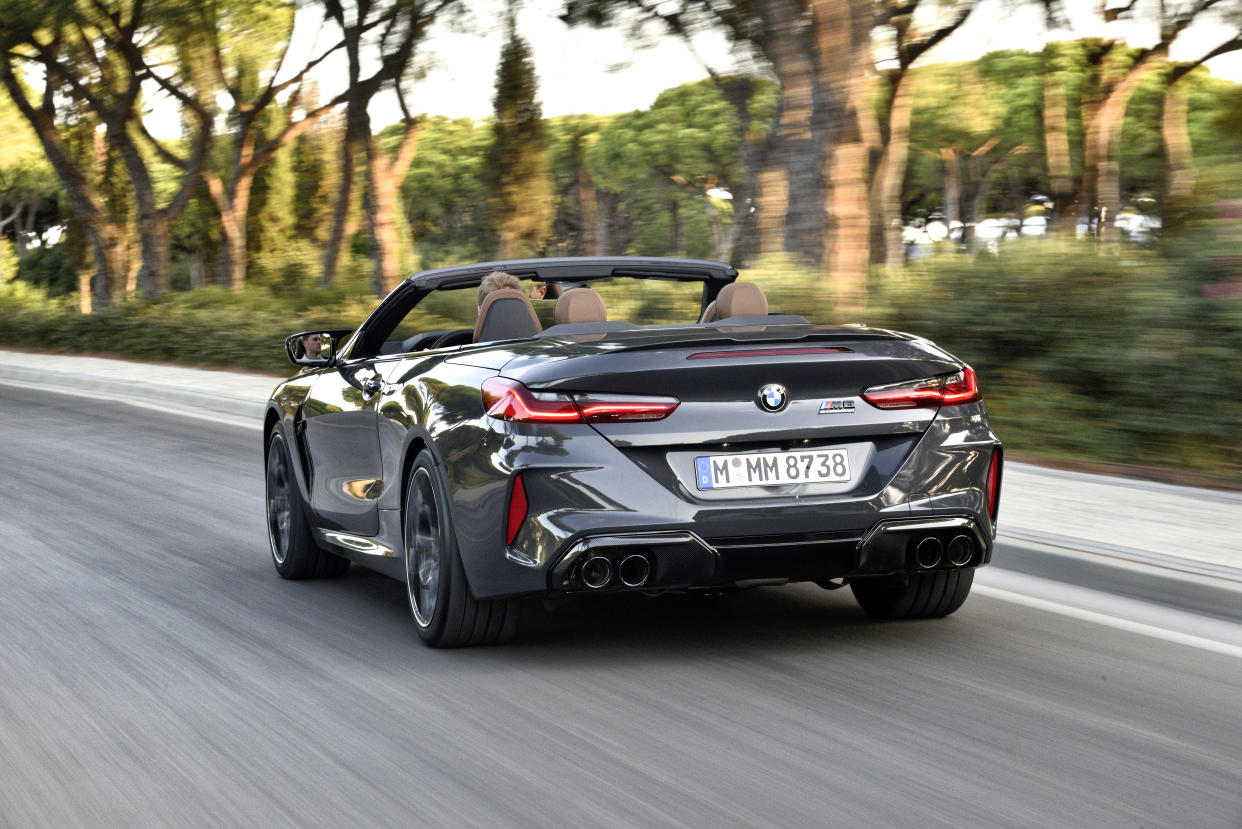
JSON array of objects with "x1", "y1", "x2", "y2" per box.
[
  {"x1": 482, "y1": 378, "x2": 680, "y2": 424},
  {"x1": 862, "y1": 366, "x2": 981, "y2": 409},
  {"x1": 986, "y1": 448, "x2": 1002, "y2": 522},
  {"x1": 574, "y1": 394, "x2": 680, "y2": 423},
  {"x1": 481, "y1": 378, "x2": 581, "y2": 423},
  {"x1": 506, "y1": 474, "x2": 528, "y2": 544}
]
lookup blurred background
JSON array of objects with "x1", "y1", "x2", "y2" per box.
[{"x1": 1, "y1": 0, "x2": 1239, "y2": 481}]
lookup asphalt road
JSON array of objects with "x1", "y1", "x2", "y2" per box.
[{"x1": 2, "y1": 385, "x2": 1240, "y2": 828}]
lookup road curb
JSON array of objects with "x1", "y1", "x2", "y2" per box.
[{"x1": 992, "y1": 536, "x2": 1242, "y2": 625}]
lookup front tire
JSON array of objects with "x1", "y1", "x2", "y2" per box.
[
  {"x1": 403, "y1": 450, "x2": 520, "y2": 647},
  {"x1": 851, "y1": 570, "x2": 973, "y2": 619},
  {"x1": 265, "y1": 430, "x2": 349, "y2": 579}
]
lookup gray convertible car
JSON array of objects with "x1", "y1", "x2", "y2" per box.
[{"x1": 264, "y1": 257, "x2": 1002, "y2": 647}]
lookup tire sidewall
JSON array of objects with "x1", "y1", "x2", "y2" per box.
[
  {"x1": 404, "y1": 451, "x2": 458, "y2": 645},
  {"x1": 266, "y1": 431, "x2": 302, "y2": 577}
]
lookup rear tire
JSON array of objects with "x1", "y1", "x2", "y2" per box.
[
  {"x1": 265, "y1": 430, "x2": 350, "y2": 579},
  {"x1": 403, "y1": 450, "x2": 520, "y2": 647},
  {"x1": 851, "y1": 570, "x2": 973, "y2": 619}
]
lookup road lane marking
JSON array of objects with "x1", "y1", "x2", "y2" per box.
[{"x1": 975, "y1": 584, "x2": 1242, "y2": 660}]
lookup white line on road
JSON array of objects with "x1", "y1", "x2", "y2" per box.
[{"x1": 975, "y1": 583, "x2": 1242, "y2": 660}]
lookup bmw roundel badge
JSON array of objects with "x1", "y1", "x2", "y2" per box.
[{"x1": 757, "y1": 383, "x2": 788, "y2": 412}]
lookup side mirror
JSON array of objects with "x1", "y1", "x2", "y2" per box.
[{"x1": 284, "y1": 329, "x2": 352, "y2": 367}]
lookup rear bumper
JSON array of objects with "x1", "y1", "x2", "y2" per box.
[
  {"x1": 546, "y1": 515, "x2": 992, "y2": 594},
  {"x1": 453, "y1": 402, "x2": 1000, "y2": 599}
]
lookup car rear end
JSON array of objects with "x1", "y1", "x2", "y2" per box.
[{"x1": 470, "y1": 324, "x2": 1002, "y2": 599}]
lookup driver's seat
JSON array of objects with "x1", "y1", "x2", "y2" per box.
[{"x1": 474, "y1": 288, "x2": 542, "y2": 343}]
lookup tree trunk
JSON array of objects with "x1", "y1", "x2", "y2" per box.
[
  {"x1": 1043, "y1": 70, "x2": 1075, "y2": 231},
  {"x1": 92, "y1": 225, "x2": 129, "y2": 309},
  {"x1": 321, "y1": 117, "x2": 360, "y2": 286},
  {"x1": 205, "y1": 174, "x2": 254, "y2": 292},
  {"x1": 813, "y1": 0, "x2": 872, "y2": 314},
  {"x1": 363, "y1": 119, "x2": 421, "y2": 294},
  {"x1": 669, "y1": 198, "x2": 684, "y2": 257},
  {"x1": 135, "y1": 211, "x2": 171, "y2": 297},
  {"x1": 826, "y1": 141, "x2": 870, "y2": 314},
  {"x1": 872, "y1": 72, "x2": 915, "y2": 269},
  {"x1": 576, "y1": 139, "x2": 599, "y2": 256},
  {"x1": 365, "y1": 152, "x2": 403, "y2": 293},
  {"x1": 1091, "y1": 48, "x2": 1168, "y2": 241},
  {"x1": 1162, "y1": 79, "x2": 1194, "y2": 233},
  {"x1": 941, "y1": 148, "x2": 962, "y2": 230},
  {"x1": 756, "y1": 0, "x2": 820, "y2": 259},
  {"x1": 188, "y1": 250, "x2": 206, "y2": 289}
]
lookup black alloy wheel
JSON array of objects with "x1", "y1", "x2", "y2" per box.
[
  {"x1": 265, "y1": 430, "x2": 349, "y2": 579},
  {"x1": 405, "y1": 466, "x2": 442, "y2": 628},
  {"x1": 402, "y1": 450, "x2": 521, "y2": 647}
]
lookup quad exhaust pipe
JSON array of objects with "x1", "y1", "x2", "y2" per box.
[
  {"x1": 946, "y1": 534, "x2": 974, "y2": 566},
  {"x1": 914, "y1": 537, "x2": 943, "y2": 569},
  {"x1": 912, "y1": 535, "x2": 976, "y2": 569},
  {"x1": 579, "y1": 553, "x2": 652, "y2": 589},
  {"x1": 581, "y1": 556, "x2": 613, "y2": 589},
  {"x1": 618, "y1": 554, "x2": 650, "y2": 588}
]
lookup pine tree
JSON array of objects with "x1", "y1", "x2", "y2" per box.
[{"x1": 488, "y1": 11, "x2": 554, "y2": 259}]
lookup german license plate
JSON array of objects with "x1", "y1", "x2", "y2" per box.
[{"x1": 694, "y1": 448, "x2": 851, "y2": 490}]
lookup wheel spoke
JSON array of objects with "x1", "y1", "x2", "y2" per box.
[
  {"x1": 266, "y1": 442, "x2": 292, "y2": 564},
  {"x1": 405, "y1": 469, "x2": 441, "y2": 626}
]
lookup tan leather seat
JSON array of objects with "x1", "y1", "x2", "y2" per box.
[
  {"x1": 553, "y1": 287, "x2": 607, "y2": 325},
  {"x1": 474, "y1": 287, "x2": 542, "y2": 342},
  {"x1": 700, "y1": 281, "x2": 768, "y2": 322}
]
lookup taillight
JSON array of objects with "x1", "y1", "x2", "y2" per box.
[
  {"x1": 862, "y1": 366, "x2": 981, "y2": 409},
  {"x1": 986, "y1": 448, "x2": 1002, "y2": 522},
  {"x1": 482, "y1": 378, "x2": 679, "y2": 423},
  {"x1": 573, "y1": 393, "x2": 679, "y2": 423},
  {"x1": 482, "y1": 377, "x2": 580, "y2": 423},
  {"x1": 506, "y1": 474, "x2": 528, "y2": 544}
]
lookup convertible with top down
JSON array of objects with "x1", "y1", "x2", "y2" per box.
[{"x1": 263, "y1": 257, "x2": 1003, "y2": 647}]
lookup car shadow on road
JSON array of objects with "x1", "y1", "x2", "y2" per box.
[{"x1": 306, "y1": 566, "x2": 967, "y2": 665}]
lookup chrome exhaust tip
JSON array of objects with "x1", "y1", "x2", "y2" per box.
[
  {"x1": 946, "y1": 534, "x2": 974, "y2": 567},
  {"x1": 617, "y1": 554, "x2": 651, "y2": 588},
  {"x1": 914, "y1": 537, "x2": 943, "y2": 569},
  {"x1": 581, "y1": 556, "x2": 613, "y2": 589}
]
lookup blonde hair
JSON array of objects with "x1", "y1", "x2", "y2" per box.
[{"x1": 477, "y1": 271, "x2": 522, "y2": 305}]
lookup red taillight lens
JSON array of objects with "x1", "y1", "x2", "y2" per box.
[
  {"x1": 986, "y1": 448, "x2": 1002, "y2": 522},
  {"x1": 481, "y1": 377, "x2": 581, "y2": 423},
  {"x1": 573, "y1": 394, "x2": 680, "y2": 423},
  {"x1": 862, "y1": 366, "x2": 981, "y2": 409},
  {"x1": 482, "y1": 378, "x2": 680, "y2": 424},
  {"x1": 506, "y1": 474, "x2": 528, "y2": 544}
]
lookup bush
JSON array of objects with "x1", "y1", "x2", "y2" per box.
[{"x1": 875, "y1": 240, "x2": 1242, "y2": 478}]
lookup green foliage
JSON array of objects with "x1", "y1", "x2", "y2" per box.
[
  {"x1": 402, "y1": 117, "x2": 495, "y2": 268},
  {"x1": 488, "y1": 16, "x2": 554, "y2": 257},
  {"x1": 876, "y1": 240, "x2": 1242, "y2": 479},
  {"x1": 0, "y1": 280, "x2": 379, "y2": 374},
  {"x1": 15, "y1": 245, "x2": 75, "y2": 297}
]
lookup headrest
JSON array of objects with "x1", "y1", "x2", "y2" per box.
[
  {"x1": 553, "y1": 287, "x2": 607, "y2": 325},
  {"x1": 474, "y1": 287, "x2": 542, "y2": 343},
  {"x1": 716, "y1": 282, "x2": 768, "y2": 319}
]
